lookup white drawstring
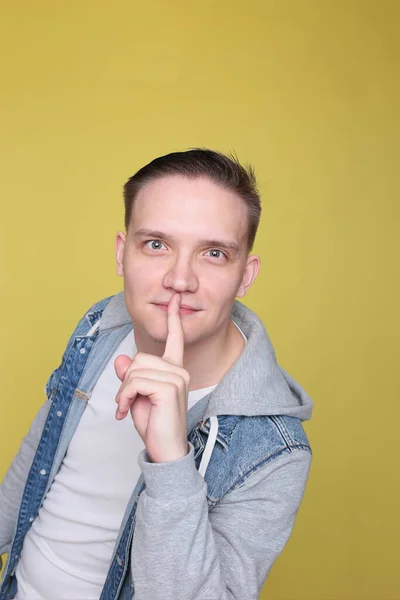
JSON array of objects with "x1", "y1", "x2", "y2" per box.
[
  {"x1": 86, "y1": 319, "x2": 101, "y2": 337},
  {"x1": 198, "y1": 416, "x2": 218, "y2": 478}
]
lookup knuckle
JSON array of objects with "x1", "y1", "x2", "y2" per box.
[
  {"x1": 176, "y1": 375, "x2": 185, "y2": 388},
  {"x1": 169, "y1": 380, "x2": 181, "y2": 394},
  {"x1": 173, "y1": 372, "x2": 189, "y2": 392},
  {"x1": 134, "y1": 352, "x2": 147, "y2": 365},
  {"x1": 128, "y1": 369, "x2": 137, "y2": 381},
  {"x1": 123, "y1": 366, "x2": 134, "y2": 381},
  {"x1": 163, "y1": 381, "x2": 175, "y2": 395},
  {"x1": 132, "y1": 352, "x2": 152, "y2": 371},
  {"x1": 179, "y1": 368, "x2": 190, "y2": 386}
]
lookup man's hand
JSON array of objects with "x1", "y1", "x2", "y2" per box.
[{"x1": 114, "y1": 293, "x2": 190, "y2": 463}]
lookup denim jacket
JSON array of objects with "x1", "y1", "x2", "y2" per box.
[{"x1": 0, "y1": 292, "x2": 313, "y2": 600}]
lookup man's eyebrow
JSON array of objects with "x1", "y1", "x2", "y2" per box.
[
  {"x1": 133, "y1": 229, "x2": 240, "y2": 253},
  {"x1": 200, "y1": 239, "x2": 240, "y2": 253},
  {"x1": 133, "y1": 229, "x2": 171, "y2": 241}
]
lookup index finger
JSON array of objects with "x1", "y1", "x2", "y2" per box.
[{"x1": 163, "y1": 293, "x2": 184, "y2": 366}]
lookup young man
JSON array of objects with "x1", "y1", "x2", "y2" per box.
[{"x1": 0, "y1": 149, "x2": 313, "y2": 600}]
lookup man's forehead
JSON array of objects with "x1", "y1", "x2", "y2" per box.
[
  {"x1": 134, "y1": 175, "x2": 247, "y2": 220},
  {"x1": 129, "y1": 175, "x2": 249, "y2": 248}
]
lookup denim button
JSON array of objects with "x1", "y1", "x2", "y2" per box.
[
  {"x1": 40, "y1": 469, "x2": 46, "y2": 475},
  {"x1": 57, "y1": 411, "x2": 62, "y2": 417},
  {"x1": 29, "y1": 517, "x2": 34, "y2": 522},
  {"x1": 80, "y1": 348, "x2": 86, "y2": 355}
]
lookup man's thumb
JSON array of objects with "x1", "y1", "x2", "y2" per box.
[{"x1": 114, "y1": 354, "x2": 132, "y2": 382}]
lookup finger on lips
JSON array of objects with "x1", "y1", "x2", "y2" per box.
[
  {"x1": 115, "y1": 293, "x2": 186, "y2": 420},
  {"x1": 163, "y1": 293, "x2": 184, "y2": 366}
]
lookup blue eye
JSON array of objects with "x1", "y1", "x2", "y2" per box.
[
  {"x1": 206, "y1": 249, "x2": 227, "y2": 259},
  {"x1": 145, "y1": 240, "x2": 166, "y2": 251}
]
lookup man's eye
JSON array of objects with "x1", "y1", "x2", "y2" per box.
[
  {"x1": 144, "y1": 240, "x2": 166, "y2": 251},
  {"x1": 205, "y1": 249, "x2": 227, "y2": 260}
]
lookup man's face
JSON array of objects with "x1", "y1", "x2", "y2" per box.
[{"x1": 115, "y1": 175, "x2": 259, "y2": 348}]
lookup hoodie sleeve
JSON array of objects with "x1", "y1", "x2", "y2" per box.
[{"x1": 132, "y1": 442, "x2": 312, "y2": 600}]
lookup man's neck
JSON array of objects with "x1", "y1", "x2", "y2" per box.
[
  {"x1": 184, "y1": 320, "x2": 245, "y2": 391},
  {"x1": 133, "y1": 319, "x2": 245, "y2": 392}
]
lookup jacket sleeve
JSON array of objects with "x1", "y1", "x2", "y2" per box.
[
  {"x1": 131, "y1": 443, "x2": 312, "y2": 600},
  {"x1": 0, "y1": 296, "x2": 110, "y2": 568},
  {"x1": 0, "y1": 399, "x2": 51, "y2": 563},
  {"x1": 0, "y1": 322, "x2": 75, "y2": 563}
]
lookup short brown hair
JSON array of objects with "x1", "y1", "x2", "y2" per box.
[{"x1": 123, "y1": 148, "x2": 261, "y2": 252}]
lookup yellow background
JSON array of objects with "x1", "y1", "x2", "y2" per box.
[{"x1": 0, "y1": 1, "x2": 399, "y2": 598}]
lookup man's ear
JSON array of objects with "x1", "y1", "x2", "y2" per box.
[
  {"x1": 236, "y1": 254, "x2": 260, "y2": 298},
  {"x1": 115, "y1": 231, "x2": 126, "y2": 277}
]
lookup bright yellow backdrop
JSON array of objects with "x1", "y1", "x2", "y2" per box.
[{"x1": 1, "y1": 1, "x2": 399, "y2": 598}]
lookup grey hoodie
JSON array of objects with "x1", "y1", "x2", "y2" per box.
[{"x1": 0, "y1": 295, "x2": 313, "y2": 599}]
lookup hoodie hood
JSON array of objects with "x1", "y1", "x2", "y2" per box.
[{"x1": 202, "y1": 300, "x2": 313, "y2": 422}]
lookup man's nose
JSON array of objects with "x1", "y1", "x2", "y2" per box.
[{"x1": 162, "y1": 256, "x2": 199, "y2": 293}]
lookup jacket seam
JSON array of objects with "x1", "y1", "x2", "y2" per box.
[
  {"x1": 269, "y1": 414, "x2": 300, "y2": 447},
  {"x1": 98, "y1": 322, "x2": 132, "y2": 333},
  {"x1": 227, "y1": 444, "x2": 312, "y2": 493}
]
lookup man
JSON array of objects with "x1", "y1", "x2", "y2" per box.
[{"x1": 0, "y1": 149, "x2": 313, "y2": 600}]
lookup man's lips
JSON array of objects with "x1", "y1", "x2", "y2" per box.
[{"x1": 152, "y1": 303, "x2": 201, "y2": 315}]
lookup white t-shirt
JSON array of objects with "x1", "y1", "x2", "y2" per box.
[{"x1": 15, "y1": 321, "x2": 247, "y2": 600}]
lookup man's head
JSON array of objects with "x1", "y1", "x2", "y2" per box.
[{"x1": 115, "y1": 148, "x2": 261, "y2": 350}]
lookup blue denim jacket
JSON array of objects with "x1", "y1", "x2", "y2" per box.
[{"x1": 0, "y1": 293, "x2": 313, "y2": 600}]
